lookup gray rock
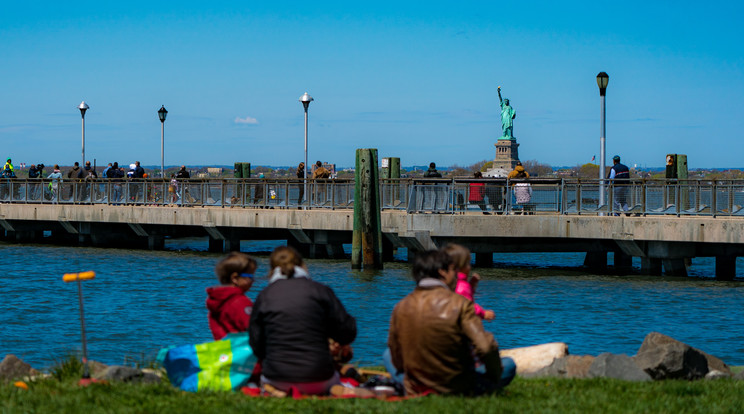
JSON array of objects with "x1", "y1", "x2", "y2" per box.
[
  {"x1": 0, "y1": 354, "x2": 40, "y2": 381},
  {"x1": 87, "y1": 360, "x2": 109, "y2": 377},
  {"x1": 526, "y1": 355, "x2": 595, "y2": 379},
  {"x1": 93, "y1": 365, "x2": 161, "y2": 384},
  {"x1": 695, "y1": 348, "x2": 732, "y2": 376},
  {"x1": 705, "y1": 370, "x2": 730, "y2": 380},
  {"x1": 632, "y1": 332, "x2": 709, "y2": 380},
  {"x1": 588, "y1": 353, "x2": 651, "y2": 382}
]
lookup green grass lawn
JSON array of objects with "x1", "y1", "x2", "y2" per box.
[{"x1": 3, "y1": 376, "x2": 744, "y2": 414}]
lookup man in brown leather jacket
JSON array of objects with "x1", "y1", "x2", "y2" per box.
[{"x1": 387, "y1": 250, "x2": 515, "y2": 395}]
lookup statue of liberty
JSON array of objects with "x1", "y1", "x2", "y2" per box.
[{"x1": 498, "y1": 86, "x2": 516, "y2": 139}]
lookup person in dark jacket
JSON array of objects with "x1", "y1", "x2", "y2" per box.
[
  {"x1": 423, "y1": 162, "x2": 442, "y2": 178},
  {"x1": 67, "y1": 162, "x2": 81, "y2": 179},
  {"x1": 109, "y1": 162, "x2": 124, "y2": 203},
  {"x1": 296, "y1": 162, "x2": 305, "y2": 206},
  {"x1": 175, "y1": 165, "x2": 190, "y2": 179},
  {"x1": 131, "y1": 161, "x2": 145, "y2": 202},
  {"x1": 66, "y1": 162, "x2": 82, "y2": 200},
  {"x1": 422, "y1": 162, "x2": 443, "y2": 210},
  {"x1": 249, "y1": 246, "x2": 356, "y2": 395},
  {"x1": 206, "y1": 252, "x2": 257, "y2": 340},
  {"x1": 608, "y1": 155, "x2": 630, "y2": 213},
  {"x1": 28, "y1": 163, "x2": 43, "y2": 200}
]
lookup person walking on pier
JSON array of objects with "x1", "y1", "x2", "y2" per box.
[
  {"x1": 296, "y1": 162, "x2": 305, "y2": 207},
  {"x1": 67, "y1": 162, "x2": 82, "y2": 201},
  {"x1": 608, "y1": 155, "x2": 630, "y2": 214},
  {"x1": 3, "y1": 158, "x2": 15, "y2": 178},
  {"x1": 175, "y1": 166, "x2": 194, "y2": 204},
  {"x1": 28, "y1": 163, "x2": 43, "y2": 200},
  {"x1": 47, "y1": 165, "x2": 63, "y2": 203},
  {"x1": 422, "y1": 162, "x2": 444, "y2": 211},
  {"x1": 109, "y1": 162, "x2": 124, "y2": 204}
]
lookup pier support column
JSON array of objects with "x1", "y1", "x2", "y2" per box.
[
  {"x1": 640, "y1": 257, "x2": 662, "y2": 275},
  {"x1": 584, "y1": 252, "x2": 607, "y2": 271},
  {"x1": 662, "y1": 258, "x2": 688, "y2": 277},
  {"x1": 382, "y1": 237, "x2": 395, "y2": 262},
  {"x1": 406, "y1": 249, "x2": 419, "y2": 263},
  {"x1": 208, "y1": 237, "x2": 223, "y2": 253},
  {"x1": 475, "y1": 252, "x2": 493, "y2": 268},
  {"x1": 715, "y1": 256, "x2": 736, "y2": 281},
  {"x1": 148, "y1": 235, "x2": 165, "y2": 251},
  {"x1": 613, "y1": 251, "x2": 633, "y2": 272},
  {"x1": 11, "y1": 230, "x2": 40, "y2": 243},
  {"x1": 326, "y1": 244, "x2": 346, "y2": 259},
  {"x1": 225, "y1": 237, "x2": 241, "y2": 252}
]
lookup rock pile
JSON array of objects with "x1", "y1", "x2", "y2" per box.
[
  {"x1": 0, "y1": 354, "x2": 161, "y2": 384},
  {"x1": 2, "y1": 332, "x2": 740, "y2": 385},
  {"x1": 512, "y1": 332, "x2": 739, "y2": 381}
]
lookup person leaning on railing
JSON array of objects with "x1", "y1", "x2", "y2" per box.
[
  {"x1": 311, "y1": 161, "x2": 331, "y2": 206},
  {"x1": 469, "y1": 172, "x2": 488, "y2": 214}
]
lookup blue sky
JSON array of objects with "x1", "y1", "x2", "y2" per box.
[{"x1": 2, "y1": 1, "x2": 742, "y2": 169}]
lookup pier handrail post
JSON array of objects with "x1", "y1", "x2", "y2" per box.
[
  {"x1": 560, "y1": 179, "x2": 565, "y2": 213},
  {"x1": 728, "y1": 181, "x2": 734, "y2": 214},
  {"x1": 712, "y1": 180, "x2": 717, "y2": 217}
]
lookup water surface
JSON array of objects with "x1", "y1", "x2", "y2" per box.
[{"x1": 1, "y1": 239, "x2": 742, "y2": 369}]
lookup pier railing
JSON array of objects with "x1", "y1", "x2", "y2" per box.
[{"x1": 2, "y1": 177, "x2": 743, "y2": 217}]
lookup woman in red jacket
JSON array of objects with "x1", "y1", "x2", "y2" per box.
[{"x1": 469, "y1": 171, "x2": 488, "y2": 214}]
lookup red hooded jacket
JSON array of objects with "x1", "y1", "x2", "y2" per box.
[{"x1": 206, "y1": 286, "x2": 253, "y2": 340}]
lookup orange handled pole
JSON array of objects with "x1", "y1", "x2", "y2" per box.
[{"x1": 63, "y1": 271, "x2": 96, "y2": 380}]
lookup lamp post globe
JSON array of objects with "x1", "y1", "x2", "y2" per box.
[
  {"x1": 158, "y1": 105, "x2": 168, "y2": 122},
  {"x1": 299, "y1": 92, "x2": 313, "y2": 208},
  {"x1": 596, "y1": 72, "x2": 609, "y2": 209},
  {"x1": 78, "y1": 101, "x2": 89, "y2": 166},
  {"x1": 158, "y1": 106, "x2": 168, "y2": 178},
  {"x1": 300, "y1": 92, "x2": 313, "y2": 110}
]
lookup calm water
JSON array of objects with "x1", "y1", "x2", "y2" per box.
[{"x1": 1, "y1": 239, "x2": 743, "y2": 370}]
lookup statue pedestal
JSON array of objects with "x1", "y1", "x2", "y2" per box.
[{"x1": 485, "y1": 138, "x2": 520, "y2": 177}]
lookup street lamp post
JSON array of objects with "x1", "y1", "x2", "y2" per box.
[
  {"x1": 596, "y1": 72, "x2": 609, "y2": 208},
  {"x1": 78, "y1": 101, "x2": 89, "y2": 166},
  {"x1": 299, "y1": 92, "x2": 313, "y2": 208},
  {"x1": 158, "y1": 105, "x2": 168, "y2": 178}
]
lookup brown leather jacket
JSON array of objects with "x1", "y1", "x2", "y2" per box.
[{"x1": 388, "y1": 278, "x2": 503, "y2": 395}]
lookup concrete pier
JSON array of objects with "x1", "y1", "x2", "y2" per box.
[{"x1": 1, "y1": 204, "x2": 743, "y2": 278}]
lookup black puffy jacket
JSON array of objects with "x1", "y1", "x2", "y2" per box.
[{"x1": 249, "y1": 277, "x2": 356, "y2": 383}]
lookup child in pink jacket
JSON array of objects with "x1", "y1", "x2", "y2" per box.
[{"x1": 444, "y1": 244, "x2": 495, "y2": 320}]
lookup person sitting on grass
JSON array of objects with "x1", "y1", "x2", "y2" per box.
[
  {"x1": 386, "y1": 249, "x2": 516, "y2": 396},
  {"x1": 249, "y1": 246, "x2": 361, "y2": 396},
  {"x1": 444, "y1": 243, "x2": 495, "y2": 321},
  {"x1": 206, "y1": 252, "x2": 257, "y2": 340}
]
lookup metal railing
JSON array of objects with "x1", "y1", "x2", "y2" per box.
[{"x1": 2, "y1": 177, "x2": 744, "y2": 217}]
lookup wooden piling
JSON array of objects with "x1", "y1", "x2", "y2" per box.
[{"x1": 352, "y1": 149, "x2": 383, "y2": 269}]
